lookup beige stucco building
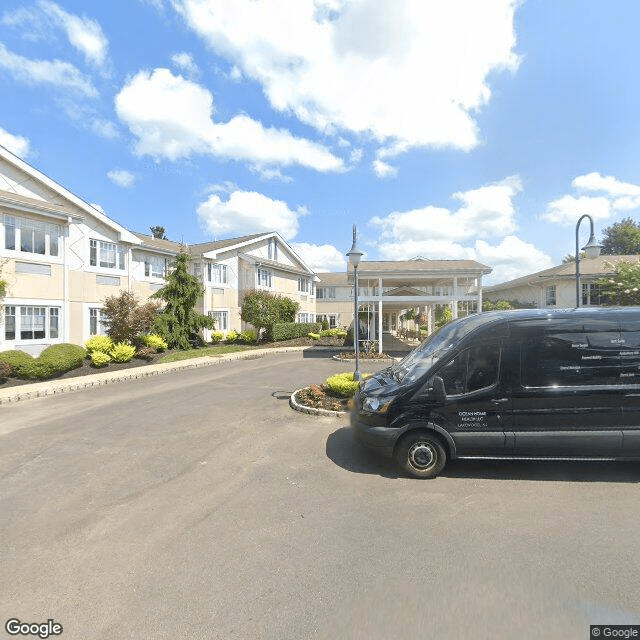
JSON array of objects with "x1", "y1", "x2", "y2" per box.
[
  {"x1": 0, "y1": 146, "x2": 317, "y2": 354},
  {"x1": 484, "y1": 256, "x2": 640, "y2": 309}
]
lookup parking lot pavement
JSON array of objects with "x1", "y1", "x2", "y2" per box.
[{"x1": 1, "y1": 351, "x2": 640, "y2": 640}]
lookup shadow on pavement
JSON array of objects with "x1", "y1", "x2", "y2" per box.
[
  {"x1": 326, "y1": 427, "x2": 399, "y2": 478},
  {"x1": 327, "y1": 427, "x2": 640, "y2": 483},
  {"x1": 271, "y1": 391, "x2": 293, "y2": 401}
]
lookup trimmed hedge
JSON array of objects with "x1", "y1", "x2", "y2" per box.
[
  {"x1": 0, "y1": 350, "x2": 35, "y2": 379},
  {"x1": 325, "y1": 372, "x2": 369, "y2": 398},
  {"x1": 0, "y1": 361, "x2": 13, "y2": 380},
  {"x1": 266, "y1": 322, "x2": 322, "y2": 342},
  {"x1": 0, "y1": 344, "x2": 87, "y2": 380}
]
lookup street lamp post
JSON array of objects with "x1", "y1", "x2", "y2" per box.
[
  {"x1": 575, "y1": 214, "x2": 602, "y2": 307},
  {"x1": 346, "y1": 225, "x2": 363, "y2": 381}
]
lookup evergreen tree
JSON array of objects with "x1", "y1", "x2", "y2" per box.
[
  {"x1": 150, "y1": 226, "x2": 168, "y2": 240},
  {"x1": 151, "y1": 253, "x2": 214, "y2": 349}
]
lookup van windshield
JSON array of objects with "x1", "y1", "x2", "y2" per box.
[{"x1": 390, "y1": 314, "x2": 490, "y2": 384}]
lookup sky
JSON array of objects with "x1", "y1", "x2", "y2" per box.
[{"x1": 1, "y1": 0, "x2": 640, "y2": 284}]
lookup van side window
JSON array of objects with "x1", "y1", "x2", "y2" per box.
[
  {"x1": 439, "y1": 344, "x2": 500, "y2": 395},
  {"x1": 522, "y1": 332, "x2": 619, "y2": 387}
]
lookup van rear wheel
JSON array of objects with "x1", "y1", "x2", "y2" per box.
[{"x1": 395, "y1": 431, "x2": 446, "y2": 479}]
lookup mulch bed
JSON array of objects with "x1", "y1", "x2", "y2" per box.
[
  {"x1": 0, "y1": 336, "x2": 348, "y2": 390},
  {"x1": 294, "y1": 384, "x2": 352, "y2": 412}
]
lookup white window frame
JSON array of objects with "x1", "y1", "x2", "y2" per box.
[
  {"x1": 298, "y1": 277, "x2": 310, "y2": 293},
  {"x1": 209, "y1": 310, "x2": 229, "y2": 331},
  {"x1": 4, "y1": 305, "x2": 61, "y2": 341},
  {"x1": 317, "y1": 287, "x2": 336, "y2": 300},
  {"x1": 3, "y1": 214, "x2": 61, "y2": 258},
  {"x1": 316, "y1": 314, "x2": 337, "y2": 328},
  {"x1": 268, "y1": 238, "x2": 278, "y2": 261},
  {"x1": 257, "y1": 267, "x2": 273, "y2": 288},
  {"x1": 90, "y1": 238, "x2": 126, "y2": 270},
  {"x1": 297, "y1": 313, "x2": 314, "y2": 323},
  {"x1": 144, "y1": 255, "x2": 168, "y2": 278},
  {"x1": 208, "y1": 263, "x2": 228, "y2": 284},
  {"x1": 545, "y1": 285, "x2": 557, "y2": 307},
  {"x1": 89, "y1": 308, "x2": 107, "y2": 336}
]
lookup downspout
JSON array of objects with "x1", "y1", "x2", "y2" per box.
[
  {"x1": 378, "y1": 276, "x2": 383, "y2": 354},
  {"x1": 63, "y1": 216, "x2": 70, "y2": 342}
]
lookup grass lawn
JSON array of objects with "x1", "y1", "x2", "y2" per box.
[{"x1": 158, "y1": 344, "x2": 251, "y2": 363}]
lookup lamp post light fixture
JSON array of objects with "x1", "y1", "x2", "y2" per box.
[
  {"x1": 575, "y1": 214, "x2": 602, "y2": 307},
  {"x1": 346, "y1": 224, "x2": 364, "y2": 381}
]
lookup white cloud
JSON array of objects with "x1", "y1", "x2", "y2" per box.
[
  {"x1": 0, "y1": 43, "x2": 98, "y2": 97},
  {"x1": 171, "y1": 51, "x2": 200, "y2": 77},
  {"x1": 372, "y1": 159, "x2": 397, "y2": 178},
  {"x1": 0, "y1": 126, "x2": 31, "y2": 158},
  {"x1": 542, "y1": 172, "x2": 640, "y2": 226},
  {"x1": 90, "y1": 118, "x2": 119, "y2": 139},
  {"x1": 372, "y1": 176, "x2": 522, "y2": 244},
  {"x1": 107, "y1": 169, "x2": 136, "y2": 188},
  {"x1": 39, "y1": 1, "x2": 109, "y2": 67},
  {"x1": 541, "y1": 195, "x2": 612, "y2": 225},
  {"x1": 370, "y1": 176, "x2": 545, "y2": 282},
  {"x1": 290, "y1": 242, "x2": 347, "y2": 272},
  {"x1": 114, "y1": 68, "x2": 344, "y2": 172},
  {"x1": 197, "y1": 189, "x2": 307, "y2": 240},
  {"x1": 172, "y1": 0, "x2": 520, "y2": 158}
]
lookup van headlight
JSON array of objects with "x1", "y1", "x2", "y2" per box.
[{"x1": 362, "y1": 396, "x2": 393, "y2": 413}]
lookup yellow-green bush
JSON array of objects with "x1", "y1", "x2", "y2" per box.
[
  {"x1": 225, "y1": 330, "x2": 239, "y2": 343},
  {"x1": 85, "y1": 335, "x2": 114, "y2": 354},
  {"x1": 320, "y1": 328, "x2": 347, "y2": 338},
  {"x1": 325, "y1": 372, "x2": 369, "y2": 398},
  {"x1": 308, "y1": 332, "x2": 320, "y2": 340},
  {"x1": 210, "y1": 331, "x2": 225, "y2": 344},
  {"x1": 142, "y1": 334, "x2": 168, "y2": 351},
  {"x1": 91, "y1": 351, "x2": 111, "y2": 367},
  {"x1": 110, "y1": 342, "x2": 136, "y2": 363}
]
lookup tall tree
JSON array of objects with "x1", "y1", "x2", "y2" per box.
[
  {"x1": 151, "y1": 253, "x2": 214, "y2": 349},
  {"x1": 150, "y1": 225, "x2": 168, "y2": 240},
  {"x1": 601, "y1": 218, "x2": 640, "y2": 255},
  {"x1": 596, "y1": 261, "x2": 640, "y2": 305}
]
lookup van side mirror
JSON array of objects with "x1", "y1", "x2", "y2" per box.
[{"x1": 432, "y1": 376, "x2": 446, "y2": 404}]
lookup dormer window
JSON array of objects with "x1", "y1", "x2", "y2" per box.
[
  {"x1": 268, "y1": 238, "x2": 278, "y2": 261},
  {"x1": 90, "y1": 239, "x2": 126, "y2": 270}
]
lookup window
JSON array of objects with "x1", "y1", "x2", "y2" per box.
[
  {"x1": 145, "y1": 255, "x2": 168, "y2": 278},
  {"x1": 209, "y1": 310, "x2": 229, "y2": 331},
  {"x1": 257, "y1": 267, "x2": 273, "y2": 288},
  {"x1": 298, "y1": 277, "x2": 309, "y2": 293},
  {"x1": 297, "y1": 313, "x2": 314, "y2": 323},
  {"x1": 89, "y1": 308, "x2": 107, "y2": 336},
  {"x1": 90, "y1": 239, "x2": 126, "y2": 269},
  {"x1": 268, "y1": 238, "x2": 278, "y2": 261},
  {"x1": 4, "y1": 306, "x2": 15, "y2": 340},
  {"x1": 317, "y1": 287, "x2": 336, "y2": 299},
  {"x1": 208, "y1": 263, "x2": 228, "y2": 284},
  {"x1": 545, "y1": 285, "x2": 557, "y2": 307},
  {"x1": 316, "y1": 314, "x2": 337, "y2": 328},
  {"x1": 438, "y1": 344, "x2": 500, "y2": 395},
  {"x1": 3, "y1": 215, "x2": 60, "y2": 257},
  {"x1": 582, "y1": 283, "x2": 608, "y2": 306}
]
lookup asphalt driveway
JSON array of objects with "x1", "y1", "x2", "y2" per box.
[{"x1": 1, "y1": 351, "x2": 640, "y2": 640}]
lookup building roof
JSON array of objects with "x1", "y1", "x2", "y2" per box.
[
  {"x1": 189, "y1": 232, "x2": 270, "y2": 254},
  {"x1": 347, "y1": 258, "x2": 492, "y2": 275},
  {"x1": 486, "y1": 255, "x2": 640, "y2": 292},
  {"x1": 132, "y1": 232, "x2": 182, "y2": 253},
  {"x1": 316, "y1": 272, "x2": 349, "y2": 285}
]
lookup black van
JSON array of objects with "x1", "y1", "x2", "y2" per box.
[{"x1": 351, "y1": 307, "x2": 640, "y2": 478}]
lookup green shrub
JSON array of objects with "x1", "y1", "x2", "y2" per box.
[
  {"x1": 210, "y1": 331, "x2": 224, "y2": 344},
  {"x1": 0, "y1": 361, "x2": 13, "y2": 380},
  {"x1": 321, "y1": 319, "x2": 329, "y2": 330},
  {"x1": 225, "y1": 330, "x2": 239, "y2": 344},
  {"x1": 135, "y1": 346, "x2": 156, "y2": 361},
  {"x1": 32, "y1": 344, "x2": 87, "y2": 379},
  {"x1": 308, "y1": 332, "x2": 320, "y2": 340},
  {"x1": 320, "y1": 328, "x2": 347, "y2": 338},
  {"x1": 0, "y1": 350, "x2": 35, "y2": 379},
  {"x1": 142, "y1": 334, "x2": 168, "y2": 351},
  {"x1": 240, "y1": 330, "x2": 257, "y2": 344},
  {"x1": 85, "y1": 335, "x2": 114, "y2": 354},
  {"x1": 110, "y1": 342, "x2": 136, "y2": 363},
  {"x1": 91, "y1": 351, "x2": 111, "y2": 367},
  {"x1": 325, "y1": 372, "x2": 370, "y2": 398},
  {"x1": 266, "y1": 322, "x2": 322, "y2": 342}
]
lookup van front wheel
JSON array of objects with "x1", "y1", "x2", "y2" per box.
[{"x1": 395, "y1": 431, "x2": 446, "y2": 479}]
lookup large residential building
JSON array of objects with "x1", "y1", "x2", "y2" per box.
[
  {"x1": 0, "y1": 146, "x2": 317, "y2": 354},
  {"x1": 484, "y1": 256, "x2": 640, "y2": 309},
  {"x1": 0, "y1": 145, "x2": 493, "y2": 355}
]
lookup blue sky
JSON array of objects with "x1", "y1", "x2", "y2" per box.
[{"x1": 2, "y1": 0, "x2": 640, "y2": 283}]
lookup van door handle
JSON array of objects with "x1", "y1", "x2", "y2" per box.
[{"x1": 491, "y1": 398, "x2": 509, "y2": 405}]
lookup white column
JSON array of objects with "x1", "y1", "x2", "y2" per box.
[
  {"x1": 378, "y1": 276, "x2": 383, "y2": 354},
  {"x1": 452, "y1": 276, "x2": 458, "y2": 319},
  {"x1": 477, "y1": 275, "x2": 483, "y2": 313}
]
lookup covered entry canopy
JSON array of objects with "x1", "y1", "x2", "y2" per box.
[{"x1": 346, "y1": 258, "x2": 492, "y2": 353}]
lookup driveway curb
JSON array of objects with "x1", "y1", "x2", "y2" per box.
[
  {"x1": 289, "y1": 388, "x2": 348, "y2": 418},
  {"x1": 0, "y1": 346, "x2": 343, "y2": 405}
]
